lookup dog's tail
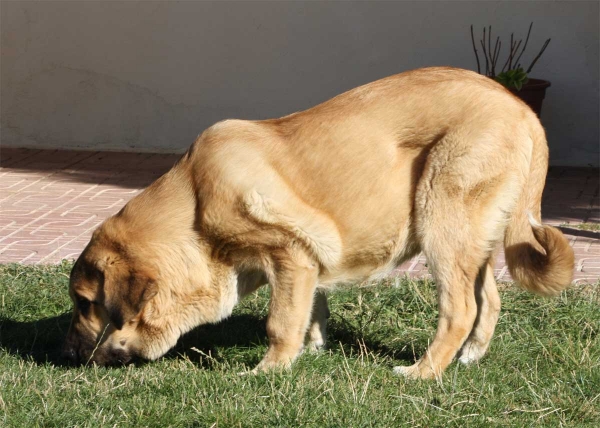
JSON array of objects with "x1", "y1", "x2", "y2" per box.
[{"x1": 503, "y1": 129, "x2": 574, "y2": 296}]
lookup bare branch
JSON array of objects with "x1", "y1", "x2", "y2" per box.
[
  {"x1": 512, "y1": 40, "x2": 523, "y2": 65},
  {"x1": 482, "y1": 27, "x2": 489, "y2": 75},
  {"x1": 526, "y1": 38, "x2": 551, "y2": 73},
  {"x1": 488, "y1": 26, "x2": 492, "y2": 68},
  {"x1": 473, "y1": 22, "x2": 549, "y2": 77},
  {"x1": 501, "y1": 38, "x2": 521, "y2": 73},
  {"x1": 514, "y1": 22, "x2": 533, "y2": 70},
  {"x1": 501, "y1": 40, "x2": 515, "y2": 73},
  {"x1": 470, "y1": 25, "x2": 481, "y2": 74},
  {"x1": 509, "y1": 33, "x2": 514, "y2": 70},
  {"x1": 480, "y1": 39, "x2": 490, "y2": 76},
  {"x1": 491, "y1": 36, "x2": 500, "y2": 77}
]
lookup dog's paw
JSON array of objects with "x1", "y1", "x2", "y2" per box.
[
  {"x1": 457, "y1": 343, "x2": 486, "y2": 365},
  {"x1": 393, "y1": 364, "x2": 420, "y2": 379},
  {"x1": 393, "y1": 363, "x2": 438, "y2": 380},
  {"x1": 237, "y1": 367, "x2": 259, "y2": 376},
  {"x1": 250, "y1": 357, "x2": 293, "y2": 374},
  {"x1": 304, "y1": 338, "x2": 326, "y2": 354}
]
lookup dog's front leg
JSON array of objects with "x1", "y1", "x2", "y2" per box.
[{"x1": 253, "y1": 246, "x2": 319, "y2": 372}]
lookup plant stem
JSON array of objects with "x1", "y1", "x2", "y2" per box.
[
  {"x1": 482, "y1": 27, "x2": 489, "y2": 75},
  {"x1": 509, "y1": 33, "x2": 514, "y2": 69},
  {"x1": 526, "y1": 38, "x2": 551, "y2": 73},
  {"x1": 470, "y1": 25, "x2": 481, "y2": 74},
  {"x1": 480, "y1": 39, "x2": 489, "y2": 76},
  {"x1": 491, "y1": 36, "x2": 500, "y2": 77},
  {"x1": 488, "y1": 26, "x2": 492, "y2": 74},
  {"x1": 513, "y1": 22, "x2": 533, "y2": 70}
]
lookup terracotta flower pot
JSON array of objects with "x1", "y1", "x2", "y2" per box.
[{"x1": 511, "y1": 78, "x2": 551, "y2": 117}]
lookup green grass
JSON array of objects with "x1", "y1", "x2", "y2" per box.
[
  {"x1": 560, "y1": 222, "x2": 600, "y2": 232},
  {"x1": 1, "y1": 262, "x2": 599, "y2": 427}
]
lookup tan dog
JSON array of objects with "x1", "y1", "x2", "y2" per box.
[{"x1": 63, "y1": 67, "x2": 574, "y2": 379}]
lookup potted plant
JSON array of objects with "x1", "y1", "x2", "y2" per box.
[{"x1": 470, "y1": 23, "x2": 551, "y2": 116}]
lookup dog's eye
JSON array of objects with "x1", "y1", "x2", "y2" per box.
[{"x1": 77, "y1": 297, "x2": 92, "y2": 314}]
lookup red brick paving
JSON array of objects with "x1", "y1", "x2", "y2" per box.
[{"x1": 1, "y1": 148, "x2": 598, "y2": 284}]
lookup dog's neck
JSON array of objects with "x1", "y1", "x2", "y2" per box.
[
  {"x1": 120, "y1": 165, "x2": 248, "y2": 344},
  {"x1": 118, "y1": 167, "x2": 197, "y2": 241}
]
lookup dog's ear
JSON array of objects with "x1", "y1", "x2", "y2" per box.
[{"x1": 101, "y1": 260, "x2": 158, "y2": 330}]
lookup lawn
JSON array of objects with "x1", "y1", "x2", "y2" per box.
[
  {"x1": 561, "y1": 223, "x2": 600, "y2": 233},
  {"x1": 0, "y1": 262, "x2": 598, "y2": 427}
]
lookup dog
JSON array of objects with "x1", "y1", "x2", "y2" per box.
[{"x1": 63, "y1": 67, "x2": 574, "y2": 379}]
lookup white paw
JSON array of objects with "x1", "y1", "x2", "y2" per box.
[
  {"x1": 457, "y1": 344, "x2": 485, "y2": 365},
  {"x1": 237, "y1": 366, "x2": 262, "y2": 376},
  {"x1": 458, "y1": 354, "x2": 476, "y2": 365},
  {"x1": 393, "y1": 364, "x2": 418, "y2": 378},
  {"x1": 393, "y1": 362, "x2": 439, "y2": 380},
  {"x1": 304, "y1": 338, "x2": 325, "y2": 354}
]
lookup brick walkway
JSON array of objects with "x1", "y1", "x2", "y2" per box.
[{"x1": 1, "y1": 148, "x2": 598, "y2": 284}]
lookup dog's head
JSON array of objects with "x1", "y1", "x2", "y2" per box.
[
  {"x1": 62, "y1": 224, "x2": 160, "y2": 366},
  {"x1": 62, "y1": 207, "x2": 232, "y2": 367},
  {"x1": 62, "y1": 167, "x2": 242, "y2": 367}
]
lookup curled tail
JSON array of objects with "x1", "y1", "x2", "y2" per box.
[{"x1": 504, "y1": 128, "x2": 574, "y2": 296}]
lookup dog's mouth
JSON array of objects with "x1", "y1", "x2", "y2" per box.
[
  {"x1": 62, "y1": 345, "x2": 139, "y2": 367},
  {"x1": 104, "y1": 348, "x2": 135, "y2": 366}
]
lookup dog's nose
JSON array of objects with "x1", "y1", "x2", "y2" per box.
[{"x1": 62, "y1": 345, "x2": 80, "y2": 365}]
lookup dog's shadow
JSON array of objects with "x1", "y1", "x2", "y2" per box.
[
  {"x1": 0, "y1": 313, "x2": 269, "y2": 368},
  {"x1": 0, "y1": 313, "x2": 415, "y2": 369},
  {"x1": 0, "y1": 313, "x2": 72, "y2": 366}
]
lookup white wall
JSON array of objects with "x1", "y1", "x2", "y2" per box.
[{"x1": 1, "y1": 0, "x2": 598, "y2": 166}]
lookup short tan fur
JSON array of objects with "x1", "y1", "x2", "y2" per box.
[{"x1": 64, "y1": 67, "x2": 574, "y2": 379}]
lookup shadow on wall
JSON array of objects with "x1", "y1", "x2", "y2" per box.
[{"x1": 2, "y1": 66, "x2": 203, "y2": 154}]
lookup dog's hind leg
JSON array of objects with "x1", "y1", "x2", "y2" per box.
[
  {"x1": 305, "y1": 289, "x2": 330, "y2": 352},
  {"x1": 394, "y1": 239, "x2": 481, "y2": 379},
  {"x1": 457, "y1": 256, "x2": 501, "y2": 365},
  {"x1": 394, "y1": 132, "x2": 520, "y2": 379}
]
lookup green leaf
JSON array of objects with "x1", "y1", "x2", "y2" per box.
[{"x1": 496, "y1": 67, "x2": 529, "y2": 90}]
